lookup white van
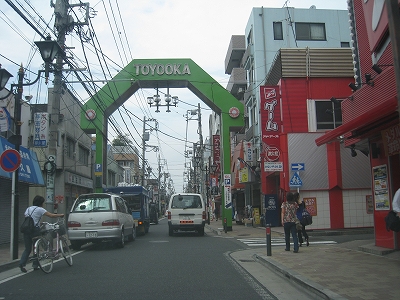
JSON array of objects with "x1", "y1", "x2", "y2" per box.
[
  {"x1": 167, "y1": 193, "x2": 206, "y2": 236},
  {"x1": 67, "y1": 193, "x2": 136, "y2": 249}
]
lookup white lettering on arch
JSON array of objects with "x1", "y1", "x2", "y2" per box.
[{"x1": 133, "y1": 63, "x2": 191, "y2": 76}]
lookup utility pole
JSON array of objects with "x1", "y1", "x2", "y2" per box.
[
  {"x1": 197, "y1": 103, "x2": 204, "y2": 198},
  {"x1": 46, "y1": 0, "x2": 68, "y2": 214},
  {"x1": 142, "y1": 116, "x2": 147, "y2": 186}
]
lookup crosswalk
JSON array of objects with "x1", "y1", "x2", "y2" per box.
[{"x1": 237, "y1": 237, "x2": 337, "y2": 247}]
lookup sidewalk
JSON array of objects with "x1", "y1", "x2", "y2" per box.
[{"x1": 206, "y1": 220, "x2": 400, "y2": 300}]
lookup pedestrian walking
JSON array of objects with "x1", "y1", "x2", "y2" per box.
[
  {"x1": 393, "y1": 188, "x2": 400, "y2": 217},
  {"x1": 214, "y1": 205, "x2": 220, "y2": 221},
  {"x1": 281, "y1": 192, "x2": 299, "y2": 253},
  {"x1": 19, "y1": 195, "x2": 64, "y2": 273},
  {"x1": 294, "y1": 192, "x2": 309, "y2": 247}
]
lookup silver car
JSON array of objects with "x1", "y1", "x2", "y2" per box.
[{"x1": 67, "y1": 193, "x2": 136, "y2": 250}]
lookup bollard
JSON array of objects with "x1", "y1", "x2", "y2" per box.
[{"x1": 266, "y1": 223, "x2": 272, "y2": 256}]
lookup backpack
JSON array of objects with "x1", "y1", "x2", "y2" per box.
[
  {"x1": 385, "y1": 210, "x2": 400, "y2": 232},
  {"x1": 301, "y1": 208, "x2": 313, "y2": 226},
  {"x1": 20, "y1": 207, "x2": 38, "y2": 234}
]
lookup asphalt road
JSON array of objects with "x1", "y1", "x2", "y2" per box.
[{"x1": 0, "y1": 219, "x2": 320, "y2": 300}]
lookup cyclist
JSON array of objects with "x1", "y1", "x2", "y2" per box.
[{"x1": 19, "y1": 195, "x2": 64, "y2": 273}]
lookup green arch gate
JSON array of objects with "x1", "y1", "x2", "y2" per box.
[{"x1": 80, "y1": 58, "x2": 244, "y2": 230}]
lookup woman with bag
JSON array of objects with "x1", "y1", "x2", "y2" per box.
[
  {"x1": 281, "y1": 192, "x2": 299, "y2": 253},
  {"x1": 19, "y1": 195, "x2": 64, "y2": 273},
  {"x1": 295, "y1": 192, "x2": 309, "y2": 247}
]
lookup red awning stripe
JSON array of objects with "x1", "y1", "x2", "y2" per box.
[{"x1": 315, "y1": 99, "x2": 398, "y2": 146}]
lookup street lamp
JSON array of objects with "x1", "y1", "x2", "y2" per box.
[
  {"x1": 34, "y1": 36, "x2": 63, "y2": 84},
  {"x1": 0, "y1": 66, "x2": 13, "y2": 90},
  {"x1": 147, "y1": 88, "x2": 179, "y2": 112},
  {"x1": 0, "y1": 38, "x2": 62, "y2": 260}
]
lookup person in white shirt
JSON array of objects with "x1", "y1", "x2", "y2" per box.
[
  {"x1": 19, "y1": 195, "x2": 64, "y2": 273},
  {"x1": 393, "y1": 188, "x2": 400, "y2": 217}
]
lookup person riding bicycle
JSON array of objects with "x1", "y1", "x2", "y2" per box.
[{"x1": 19, "y1": 195, "x2": 64, "y2": 273}]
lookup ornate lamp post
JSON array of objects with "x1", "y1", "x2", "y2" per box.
[
  {"x1": 0, "y1": 38, "x2": 62, "y2": 260},
  {"x1": 147, "y1": 88, "x2": 179, "y2": 112}
]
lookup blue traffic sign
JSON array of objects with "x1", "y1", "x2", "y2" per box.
[
  {"x1": 289, "y1": 172, "x2": 303, "y2": 187},
  {"x1": 291, "y1": 163, "x2": 305, "y2": 171},
  {"x1": 0, "y1": 149, "x2": 21, "y2": 172}
]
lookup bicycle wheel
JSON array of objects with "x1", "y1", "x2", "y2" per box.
[
  {"x1": 35, "y1": 238, "x2": 53, "y2": 273},
  {"x1": 60, "y1": 236, "x2": 73, "y2": 266}
]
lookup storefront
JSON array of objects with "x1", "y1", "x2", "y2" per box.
[
  {"x1": 316, "y1": 0, "x2": 400, "y2": 249},
  {"x1": 0, "y1": 136, "x2": 45, "y2": 244}
]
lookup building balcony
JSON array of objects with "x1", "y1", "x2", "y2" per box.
[
  {"x1": 226, "y1": 67, "x2": 247, "y2": 98},
  {"x1": 245, "y1": 124, "x2": 254, "y2": 141},
  {"x1": 225, "y1": 35, "x2": 245, "y2": 74}
]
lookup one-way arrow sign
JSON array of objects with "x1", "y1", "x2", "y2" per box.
[{"x1": 291, "y1": 163, "x2": 305, "y2": 171}]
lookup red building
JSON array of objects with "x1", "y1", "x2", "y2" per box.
[
  {"x1": 316, "y1": 0, "x2": 400, "y2": 249},
  {"x1": 234, "y1": 47, "x2": 374, "y2": 230}
]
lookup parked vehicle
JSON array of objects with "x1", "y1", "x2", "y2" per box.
[
  {"x1": 67, "y1": 193, "x2": 136, "y2": 250},
  {"x1": 167, "y1": 193, "x2": 206, "y2": 236},
  {"x1": 104, "y1": 185, "x2": 150, "y2": 235}
]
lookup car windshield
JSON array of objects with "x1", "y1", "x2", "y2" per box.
[
  {"x1": 171, "y1": 195, "x2": 202, "y2": 209},
  {"x1": 72, "y1": 195, "x2": 112, "y2": 212}
]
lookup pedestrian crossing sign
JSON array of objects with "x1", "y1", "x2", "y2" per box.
[{"x1": 289, "y1": 172, "x2": 303, "y2": 187}]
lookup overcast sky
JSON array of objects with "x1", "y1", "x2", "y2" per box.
[{"x1": 1, "y1": 0, "x2": 348, "y2": 191}]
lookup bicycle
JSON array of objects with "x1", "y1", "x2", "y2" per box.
[{"x1": 31, "y1": 218, "x2": 73, "y2": 273}]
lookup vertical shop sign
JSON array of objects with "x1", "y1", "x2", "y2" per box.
[
  {"x1": 33, "y1": 112, "x2": 49, "y2": 147},
  {"x1": 213, "y1": 135, "x2": 221, "y2": 173},
  {"x1": 260, "y1": 86, "x2": 281, "y2": 193},
  {"x1": 244, "y1": 141, "x2": 252, "y2": 162},
  {"x1": 382, "y1": 123, "x2": 400, "y2": 156},
  {"x1": 372, "y1": 164, "x2": 390, "y2": 210},
  {"x1": 224, "y1": 174, "x2": 232, "y2": 209}
]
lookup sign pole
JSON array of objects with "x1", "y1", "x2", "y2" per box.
[{"x1": 10, "y1": 171, "x2": 15, "y2": 260}]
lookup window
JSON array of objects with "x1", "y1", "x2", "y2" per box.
[
  {"x1": 171, "y1": 195, "x2": 202, "y2": 209},
  {"x1": 307, "y1": 100, "x2": 343, "y2": 131},
  {"x1": 247, "y1": 29, "x2": 253, "y2": 45},
  {"x1": 341, "y1": 42, "x2": 350, "y2": 47},
  {"x1": 273, "y1": 22, "x2": 283, "y2": 40},
  {"x1": 295, "y1": 23, "x2": 326, "y2": 40},
  {"x1": 72, "y1": 196, "x2": 111, "y2": 212},
  {"x1": 315, "y1": 101, "x2": 342, "y2": 130},
  {"x1": 78, "y1": 145, "x2": 89, "y2": 166},
  {"x1": 66, "y1": 137, "x2": 75, "y2": 159}
]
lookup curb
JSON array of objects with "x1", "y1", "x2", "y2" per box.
[{"x1": 255, "y1": 254, "x2": 347, "y2": 300}]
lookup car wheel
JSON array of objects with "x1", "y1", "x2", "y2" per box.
[
  {"x1": 129, "y1": 226, "x2": 136, "y2": 241},
  {"x1": 198, "y1": 227, "x2": 205, "y2": 236},
  {"x1": 70, "y1": 241, "x2": 82, "y2": 251},
  {"x1": 168, "y1": 226, "x2": 173, "y2": 236},
  {"x1": 116, "y1": 231, "x2": 125, "y2": 248}
]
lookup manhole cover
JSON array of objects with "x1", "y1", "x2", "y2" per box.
[
  {"x1": 149, "y1": 240, "x2": 169, "y2": 243},
  {"x1": 237, "y1": 234, "x2": 250, "y2": 237}
]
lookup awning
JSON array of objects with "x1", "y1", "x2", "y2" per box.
[
  {"x1": 315, "y1": 99, "x2": 398, "y2": 146},
  {"x1": 0, "y1": 136, "x2": 45, "y2": 185}
]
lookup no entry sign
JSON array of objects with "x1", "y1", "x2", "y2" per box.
[{"x1": 0, "y1": 149, "x2": 21, "y2": 172}]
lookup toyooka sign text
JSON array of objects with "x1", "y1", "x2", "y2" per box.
[{"x1": 134, "y1": 63, "x2": 191, "y2": 76}]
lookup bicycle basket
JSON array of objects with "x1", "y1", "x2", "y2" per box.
[{"x1": 57, "y1": 223, "x2": 66, "y2": 236}]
